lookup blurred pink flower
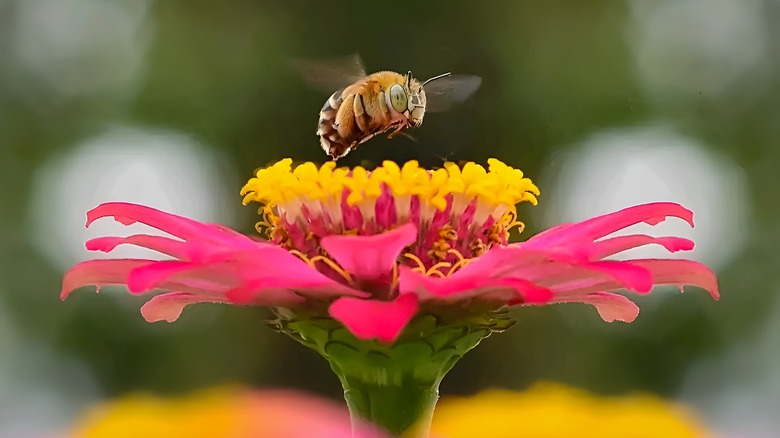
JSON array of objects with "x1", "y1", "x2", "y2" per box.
[
  {"x1": 62, "y1": 159, "x2": 718, "y2": 343},
  {"x1": 64, "y1": 387, "x2": 387, "y2": 438}
]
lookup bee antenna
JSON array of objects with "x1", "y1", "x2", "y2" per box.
[
  {"x1": 423, "y1": 72, "x2": 452, "y2": 86},
  {"x1": 406, "y1": 71, "x2": 412, "y2": 88}
]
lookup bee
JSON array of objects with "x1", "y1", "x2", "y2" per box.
[{"x1": 293, "y1": 54, "x2": 482, "y2": 161}]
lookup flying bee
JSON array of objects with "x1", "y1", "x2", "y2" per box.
[{"x1": 293, "y1": 54, "x2": 482, "y2": 161}]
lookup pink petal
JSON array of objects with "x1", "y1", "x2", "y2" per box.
[
  {"x1": 417, "y1": 247, "x2": 652, "y2": 296},
  {"x1": 578, "y1": 260, "x2": 653, "y2": 293},
  {"x1": 399, "y1": 266, "x2": 552, "y2": 304},
  {"x1": 548, "y1": 259, "x2": 719, "y2": 300},
  {"x1": 224, "y1": 273, "x2": 364, "y2": 304},
  {"x1": 480, "y1": 248, "x2": 655, "y2": 293},
  {"x1": 231, "y1": 250, "x2": 369, "y2": 299},
  {"x1": 127, "y1": 260, "x2": 196, "y2": 293},
  {"x1": 61, "y1": 259, "x2": 154, "y2": 299},
  {"x1": 319, "y1": 223, "x2": 418, "y2": 279},
  {"x1": 86, "y1": 202, "x2": 259, "y2": 248},
  {"x1": 74, "y1": 244, "x2": 366, "y2": 309},
  {"x1": 525, "y1": 203, "x2": 694, "y2": 248},
  {"x1": 591, "y1": 235, "x2": 695, "y2": 259},
  {"x1": 87, "y1": 202, "x2": 215, "y2": 240},
  {"x1": 446, "y1": 246, "x2": 550, "y2": 279},
  {"x1": 86, "y1": 235, "x2": 188, "y2": 259},
  {"x1": 632, "y1": 259, "x2": 720, "y2": 299},
  {"x1": 329, "y1": 294, "x2": 419, "y2": 343},
  {"x1": 240, "y1": 287, "x2": 307, "y2": 307},
  {"x1": 126, "y1": 250, "x2": 367, "y2": 301},
  {"x1": 140, "y1": 291, "x2": 232, "y2": 322},
  {"x1": 63, "y1": 259, "x2": 243, "y2": 300},
  {"x1": 542, "y1": 292, "x2": 641, "y2": 323}
]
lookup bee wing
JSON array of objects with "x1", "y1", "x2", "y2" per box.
[
  {"x1": 291, "y1": 53, "x2": 368, "y2": 92},
  {"x1": 423, "y1": 75, "x2": 482, "y2": 113}
]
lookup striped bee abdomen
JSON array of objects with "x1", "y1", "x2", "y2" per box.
[{"x1": 317, "y1": 89, "x2": 352, "y2": 160}]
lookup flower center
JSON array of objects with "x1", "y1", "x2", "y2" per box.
[{"x1": 240, "y1": 159, "x2": 539, "y2": 283}]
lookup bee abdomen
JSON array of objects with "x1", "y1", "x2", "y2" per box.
[
  {"x1": 317, "y1": 90, "x2": 342, "y2": 129},
  {"x1": 317, "y1": 89, "x2": 352, "y2": 160}
]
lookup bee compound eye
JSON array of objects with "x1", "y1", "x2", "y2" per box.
[{"x1": 389, "y1": 84, "x2": 408, "y2": 113}]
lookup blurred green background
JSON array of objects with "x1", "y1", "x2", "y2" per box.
[{"x1": 1, "y1": 1, "x2": 778, "y2": 437}]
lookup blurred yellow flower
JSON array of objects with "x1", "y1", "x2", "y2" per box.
[
  {"x1": 430, "y1": 382, "x2": 710, "y2": 438},
  {"x1": 66, "y1": 386, "x2": 385, "y2": 438}
]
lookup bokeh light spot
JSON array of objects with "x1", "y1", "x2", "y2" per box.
[
  {"x1": 10, "y1": 0, "x2": 152, "y2": 97},
  {"x1": 628, "y1": 0, "x2": 766, "y2": 100},
  {"x1": 27, "y1": 126, "x2": 239, "y2": 272},
  {"x1": 539, "y1": 125, "x2": 750, "y2": 271}
]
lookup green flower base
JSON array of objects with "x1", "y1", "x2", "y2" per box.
[{"x1": 268, "y1": 312, "x2": 515, "y2": 437}]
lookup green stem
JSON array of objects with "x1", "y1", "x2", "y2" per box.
[
  {"x1": 341, "y1": 376, "x2": 439, "y2": 438},
  {"x1": 273, "y1": 314, "x2": 492, "y2": 438}
]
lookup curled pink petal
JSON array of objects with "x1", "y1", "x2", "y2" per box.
[
  {"x1": 127, "y1": 261, "x2": 196, "y2": 293},
  {"x1": 631, "y1": 259, "x2": 719, "y2": 299},
  {"x1": 399, "y1": 266, "x2": 552, "y2": 304},
  {"x1": 64, "y1": 201, "x2": 369, "y2": 327},
  {"x1": 401, "y1": 249, "x2": 653, "y2": 301},
  {"x1": 87, "y1": 202, "x2": 214, "y2": 240},
  {"x1": 86, "y1": 202, "x2": 260, "y2": 249},
  {"x1": 543, "y1": 259, "x2": 719, "y2": 302},
  {"x1": 224, "y1": 273, "x2": 364, "y2": 305},
  {"x1": 543, "y1": 292, "x2": 641, "y2": 323},
  {"x1": 127, "y1": 254, "x2": 365, "y2": 302},
  {"x1": 86, "y1": 235, "x2": 188, "y2": 259},
  {"x1": 591, "y1": 235, "x2": 695, "y2": 259},
  {"x1": 61, "y1": 259, "x2": 154, "y2": 299},
  {"x1": 224, "y1": 286, "x2": 306, "y2": 307},
  {"x1": 320, "y1": 223, "x2": 418, "y2": 279},
  {"x1": 577, "y1": 260, "x2": 653, "y2": 293},
  {"x1": 445, "y1": 246, "x2": 549, "y2": 279},
  {"x1": 140, "y1": 291, "x2": 232, "y2": 322},
  {"x1": 329, "y1": 294, "x2": 419, "y2": 343},
  {"x1": 525, "y1": 202, "x2": 694, "y2": 248},
  {"x1": 508, "y1": 251, "x2": 654, "y2": 293},
  {"x1": 230, "y1": 250, "x2": 369, "y2": 300},
  {"x1": 400, "y1": 245, "x2": 714, "y2": 323}
]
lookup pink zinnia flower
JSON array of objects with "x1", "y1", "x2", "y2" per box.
[
  {"x1": 61, "y1": 157, "x2": 719, "y2": 437},
  {"x1": 62, "y1": 158, "x2": 718, "y2": 344}
]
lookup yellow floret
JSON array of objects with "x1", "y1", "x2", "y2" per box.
[
  {"x1": 241, "y1": 158, "x2": 540, "y2": 212},
  {"x1": 432, "y1": 383, "x2": 709, "y2": 438}
]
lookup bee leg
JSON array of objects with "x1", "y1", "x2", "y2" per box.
[
  {"x1": 326, "y1": 146, "x2": 350, "y2": 162},
  {"x1": 386, "y1": 123, "x2": 407, "y2": 139},
  {"x1": 329, "y1": 146, "x2": 347, "y2": 161}
]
